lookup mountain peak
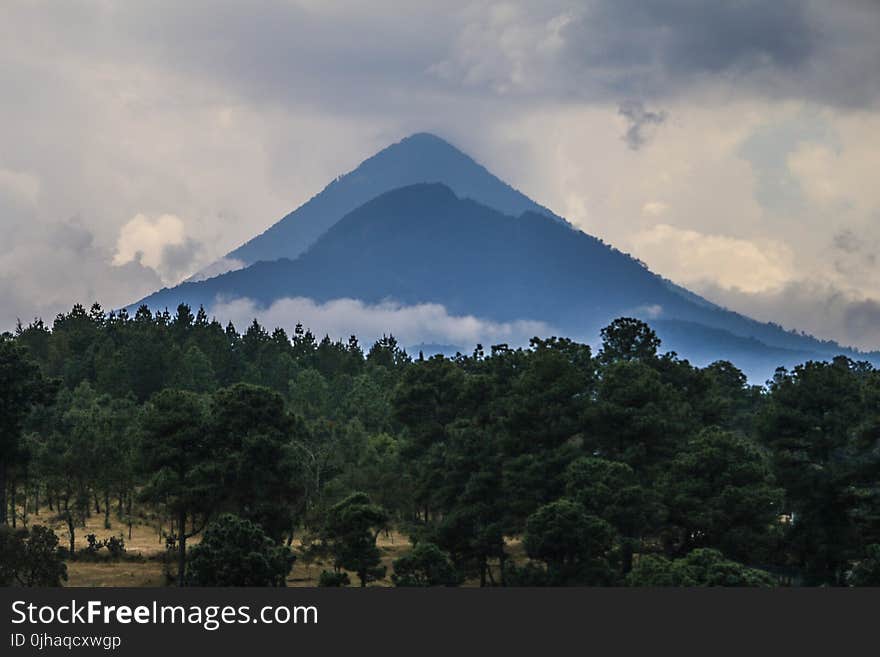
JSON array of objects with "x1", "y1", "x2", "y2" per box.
[
  {"x1": 210, "y1": 132, "x2": 560, "y2": 272},
  {"x1": 399, "y1": 131, "x2": 455, "y2": 145}
]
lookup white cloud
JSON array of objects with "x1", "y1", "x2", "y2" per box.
[
  {"x1": 209, "y1": 296, "x2": 555, "y2": 350},
  {"x1": 113, "y1": 214, "x2": 198, "y2": 283},
  {"x1": 631, "y1": 224, "x2": 796, "y2": 294}
]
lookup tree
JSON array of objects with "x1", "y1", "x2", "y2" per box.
[
  {"x1": 565, "y1": 457, "x2": 658, "y2": 573},
  {"x1": 0, "y1": 524, "x2": 67, "y2": 586},
  {"x1": 323, "y1": 492, "x2": 389, "y2": 587},
  {"x1": 392, "y1": 542, "x2": 461, "y2": 586},
  {"x1": 0, "y1": 339, "x2": 50, "y2": 525},
  {"x1": 662, "y1": 429, "x2": 783, "y2": 562},
  {"x1": 587, "y1": 359, "x2": 692, "y2": 476},
  {"x1": 173, "y1": 346, "x2": 217, "y2": 393},
  {"x1": 627, "y1": 549, "x2": 775, "y2": 587},
  {"x1": 186, "y1": 514, "x2": 293, "y2": 586},
  {"x1": 758, "y1": 359, "x2": 864, "y2": 585},
  {"x1": 598, "y1": 317, "x2": 661, "y2": 364},
  {"x1": 138, "y1": 389, "x2": 222, "y2": 586},
  {"x1": 427, "y1": 420, "x2": 508, "y2": 586},
  {"x1": 42, "y1": 383, "x2": 101, "y2": 554},
  {"x1": 523, "y1": 499, "x2": 617, "y2": 585},
  {"x1": 393, "y1": 357, "x2": 467, "y2": 522},
  {"x1": 207, "y1": 384, "x2": 303, "y2": 540}
]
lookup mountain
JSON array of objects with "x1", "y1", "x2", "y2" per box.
[
  {"x1": 194, "y1": 132, "x2": 564, "y2": 279},
  {"x1": 134, "y1": 181, "x2": 878, "y2": 381}
]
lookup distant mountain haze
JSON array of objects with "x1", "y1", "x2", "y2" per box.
[{"x1": 131, "y1": 139, "x2": 880, "y2": 382}]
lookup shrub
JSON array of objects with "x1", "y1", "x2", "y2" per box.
[
  {"x1": 0, "y1": 525, "x2": 68, "y2": 587},
  {"x1": 627, "y1": 549, "x2": 775, "y2": 587},
  {"x1": 392, "y1": 542, "x2": 461, "y2": 586},
  {"x1": 318, "y1": 570, "x2": 351, "y2": 587},
  {"x1": 185, "y1": 514, "x2": 293, "y2": 586}
]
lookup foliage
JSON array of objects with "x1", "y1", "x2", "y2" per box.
[
  {"x1": 392, "y1": 542, "x2": 461, "y2": 587},
  {"x1": 523, "y1": 499, "x2": 617, "y2": 585},
  {"x1": 5, "y1": 305, "x2": 880, "y2": 588},
  {"x1": 0, "y1": 524, "x2": 67, "y2": 587},
  {"x1": 318, "y1": 570, "x2": 351, "y2": 587},
  {"x1": 186, "y1": 514, "x2": 292, "y2": 586},
  {"x1": 322, "y1": 492, "x2": 389, "y2": 587},
  {"x1": 627, "y1": 549, "x2": 776, "y2": 587}
]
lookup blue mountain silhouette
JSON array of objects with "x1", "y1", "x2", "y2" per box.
[{"x1": 132, "y1": 136, "x2": 878, "y2": 383}]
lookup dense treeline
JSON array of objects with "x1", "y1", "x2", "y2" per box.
[{"x1": 2, "y1": 302, "x2": 880, "y2": 587}]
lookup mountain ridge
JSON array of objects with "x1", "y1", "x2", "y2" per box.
[{"x1": 134, "y1": 182, "x2": 878, "y2": 380}]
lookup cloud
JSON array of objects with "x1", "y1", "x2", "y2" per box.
[
  {"x1": 618, "y1": 100, "x2": 667, "y2": 150},
  {"x1": 209, "y1": 296, "x2": 555, "y2": 350},
  {"x1": 0, "y1": 218, "x2": 162, "y2": 329},
  {"x1": 429, "y1": 4, "x2": 574, "y2": 95},
  {"x1": 697, "y1": 280, "x2": 880, "y2": 352},
  {"x1": 113, "y1": 214, "x2": 200, "y2": 283},
  {"x1": 631, "y1": 224, "x2": 795, "y2": 294}
]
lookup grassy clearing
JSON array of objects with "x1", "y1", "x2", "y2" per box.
[{"x1": 18, "y1": 506, "x2": 524, "y2": 587}]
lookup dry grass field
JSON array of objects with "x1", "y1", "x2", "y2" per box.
[
  {"x1": 18, "y1": 506, "x2": 418, "y2": 587},
  {"x1": 17, "y1": 506, "x2": 523, "y2": 587}
]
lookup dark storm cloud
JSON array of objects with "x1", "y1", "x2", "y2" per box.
[
  {"x1": 573, "y1": 0, "x2": 815, "y2": 74},
  {"x1": 8, "y1": 1, "x2": 878, "y2": 112},
  {"x1": 832, "y1": 228, "x2": 879, "y2": 279},
  {"x1": 618, "y1": 100, "x2": 667, "y2": 150},
  {"x1": 555, "y1": 0, "x2": 880, "y2": 106}
]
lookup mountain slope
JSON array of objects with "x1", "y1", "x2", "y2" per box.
[
  {"x1": 135, "y1": 183, "x2": 876, "y2": 379},
  {"x1": 200, "y1": 132, "x2": 563, "y2": 277}
]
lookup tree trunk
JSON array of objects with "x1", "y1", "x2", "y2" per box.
[
  {"x1": 621, "y1": 539, "x2": 635, "y2": 575},
  {"x1": 127, "y1": 494, "x2": 133, "y2": 540},
  {"x1": 0, "y1": 462, "x2": 6, "y2": 525},
  {"x1": 104, "y1": 490, "x2": 111, "y2": 529},
  {"x1": 21, "y1": 484, "x2": 27, "y2": 526},
  {"x1": 9, "y1": 478, "x2": 16, "y2": 527},
  {"x1": 177, "y1": 510, "x2": 187, "y2": 587},
  {"x1": 67, "y1": 511, "x2": 75, "y2": 555}
]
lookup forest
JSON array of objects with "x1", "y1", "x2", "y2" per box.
[{"x1": 2, "y1": 302, "x2": 880, "y2": 587}]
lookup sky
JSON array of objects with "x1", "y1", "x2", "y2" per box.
[{"x1": 2, "y1": 1, "x2": 880, "y2": 349}]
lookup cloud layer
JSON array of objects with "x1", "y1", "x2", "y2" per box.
[{"x1": 210, "y1": 297, "x2": 555, "y2": 351}]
